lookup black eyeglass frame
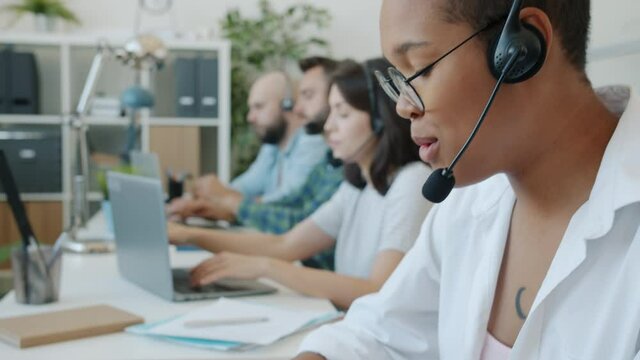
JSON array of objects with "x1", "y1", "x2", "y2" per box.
[{"x1": 376, "y1": 19, "x2": 504, "y2": 111}]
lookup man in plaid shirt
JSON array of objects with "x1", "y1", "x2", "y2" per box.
[
  {"x1": 237, "y1": 152, "x2": 342, "y2": 270},
  {"x1": 169, "y1": 57, "x2": 342, "y2": 270},
  {"x1": 238, "y1": 57, "x2": 343, "y2": 269}
]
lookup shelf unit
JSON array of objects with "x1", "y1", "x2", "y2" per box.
[{"x1": 0, "y1": 33, "x2": 231, "y2": 240}]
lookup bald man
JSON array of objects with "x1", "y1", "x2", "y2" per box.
[
  {"x1": 168, "y1": 71, "x2": 328, "y2": 222},
  {"x1": 247, "y1": 72, "x2": 300, "y2": 146}
]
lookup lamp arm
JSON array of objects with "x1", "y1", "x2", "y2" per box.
[
  {"x1": 75, "y1": 45, "x2": 112, "y2": 117},
  {"x1": 69, "y1": 45, "x2": 113, "y2": 231}
]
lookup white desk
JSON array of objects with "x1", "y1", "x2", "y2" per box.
[{"x1": 0, "y1": 249, "x2": 334, "y2": 359}]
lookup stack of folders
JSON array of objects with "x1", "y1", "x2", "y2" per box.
[{"x1": 126, "y1": 298, "x2": 343, "y2": 351}]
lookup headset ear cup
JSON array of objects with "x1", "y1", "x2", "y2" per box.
[
  {"x1": 488, "y1": 22, "x2": 547, "y2": 83},
  {"x1": 513, "y1": 23, "x2": 546, "y2": 82},
  {"x1": 487, "y1": 31, "x2": 502, "y2": 80},
  {"x1": 281, "y1": 98, "x2": 294, "y2": 112},
  {"x1": 372, "y1": 116, "x2": 384, "y2": 135}
]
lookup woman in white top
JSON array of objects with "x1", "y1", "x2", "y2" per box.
[
  {"x1": 296, "y1": 0, "x2": 640, "y2": 359},
  {"x1": 168, "y1": 58, "x2": 433, "y2": 309}
]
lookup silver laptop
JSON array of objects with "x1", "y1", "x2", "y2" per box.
[{"x1": 107, "y1": 172, "x2": 277, "y2": 302}]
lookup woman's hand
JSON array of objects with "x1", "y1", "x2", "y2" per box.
[
  {"x1": 167, "y1": 221, "x2": 196, "y2": 245},
  {"x1": 190, "y1": 252, "x2": 271, "y2": 286}
]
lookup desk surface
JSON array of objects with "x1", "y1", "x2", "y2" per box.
[{"x1": 0, "y1": 249, "x2": 333, "y2": 360}]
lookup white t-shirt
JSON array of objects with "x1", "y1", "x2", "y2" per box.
[{"x1": 311, "y1": 162, "x2": 433, "y2": 279}]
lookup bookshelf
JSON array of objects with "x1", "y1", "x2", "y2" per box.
[{"x1": 0, "y1": 33, "x2": 231, "y2": 246}]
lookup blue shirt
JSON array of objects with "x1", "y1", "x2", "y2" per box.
[{"x1": 230, "y1": 128, "x2": 328, "y2": 203}]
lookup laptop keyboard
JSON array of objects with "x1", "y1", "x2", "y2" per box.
[{"x1": 171, "y1": 268, "x2": 245, "y2": 294}]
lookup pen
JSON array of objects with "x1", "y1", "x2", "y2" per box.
[
  {"x1": 183, "y1": 316, "x2": 269, "y2": 328},
  {"x1": 47, "y1": 232, "x2": 67, "y2": 272}
]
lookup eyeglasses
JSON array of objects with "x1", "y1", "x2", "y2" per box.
[{"x1": 375, "y1": 20, "x2": 501, "y2": 112}]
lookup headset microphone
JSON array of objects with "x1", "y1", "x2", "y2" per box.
[
  {"x1": 422, "y1": 52, "x2": 520, "y2": 202},
  {"x1": 422, "y1": 0, "x2": 546, "y2": 203}
]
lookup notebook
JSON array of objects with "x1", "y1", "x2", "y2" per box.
[
  {"x1": 127, "y1": 298, "x2": 343, "y2": 350},
  {"x1": 0, "y1": 304, "x2": 143, "y2": 348}
]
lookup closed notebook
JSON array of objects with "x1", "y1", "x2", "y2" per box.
[{"x1": 0, "y1": 304, "x2": 143, "y2": 348}]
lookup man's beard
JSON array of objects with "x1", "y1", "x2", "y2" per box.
[
  {"x1": 304, "y1": 106, "x2": 330, "y2": 135},
  {"x1": 260, "y1": 116, "x2": 288, "y2": 144}
]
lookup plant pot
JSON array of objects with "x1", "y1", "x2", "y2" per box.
[{"x1": 34, "y1": 14, "x2": 57, "y2": 32}]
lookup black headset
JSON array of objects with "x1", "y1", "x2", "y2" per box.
[
  {"x1": 280, "y1": 72, "x2": 295, "y2": 112},
  {"x1": 422, "y1": 0, "x2": 548, "y2": 203},
  {"x1": 327, "y1": 60, "x2": 386, "y2": 168},
  {"x1": 488, "y1": 0, "x2": 546, "y2": 83},
  {"x1": 281, "y1": 97, "x2": 295, "y2": 112},
  {"x1": 362, "y1": 61, "x2": 385, "y2": 135}
]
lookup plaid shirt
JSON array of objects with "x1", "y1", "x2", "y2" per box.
[{"x1": 237, "y1": 158, "x2": 343, "y2": 270}]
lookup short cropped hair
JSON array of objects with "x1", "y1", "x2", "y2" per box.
[
  {"x1": 439, "y1": 0, "x2": 590, "y2": 72},
  {"x1": 298, "y1": 56, "x2": 340, "y2": 78}
]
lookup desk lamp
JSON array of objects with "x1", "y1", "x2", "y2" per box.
[{"x1": 63, "y1": 35, "x2": 167, "y2": 253}]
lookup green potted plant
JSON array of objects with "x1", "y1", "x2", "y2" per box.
[
  {"x1": 2, "y1": 0, "x2": 81, "y2": 32},
  {"x1": 220, "y1": 0, "x2": 331, "y2": 176},
  {"x1": 0, "y1": 244, "x2": 14, "y2": 264}
]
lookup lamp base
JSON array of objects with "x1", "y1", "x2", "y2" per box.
[{"x1": 61, "y1": 231, "x2": 115, "y2": 254}]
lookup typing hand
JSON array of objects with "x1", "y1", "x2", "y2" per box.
[
  {"x1": 167, "y1": 221, "x2": 196, "y2": 245},
  {"x1": 194, "y1": 174, "x2": 228, "y2": 199},
  {"x1": 166, "y1": 197, "x2": 218, "y2": 220},
  {"x1": 189, "y1": 252, "x2": 270, "y2": 286}
]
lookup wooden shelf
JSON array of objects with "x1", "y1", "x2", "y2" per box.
[
  {"x1": 78, "y1": 116, "x2": 221, "y2": 127},
  {"x1": 85, "y1": 116, "x2": 130, "y2": 126},
  {"x1": 0, "y1": 32, "x2": 230, "y2": 51},
  {"x1": 147, "y1": 117, "x2": 221, "y2": 127},
  {"x1": 0, "y1": 193, "x2": 64, "y2": 202},
  {"x1": 0, "y1": 114, "x2": 63, "y2": 125}
]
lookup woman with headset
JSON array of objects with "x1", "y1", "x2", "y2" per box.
[
  {"x1": 167, "y1": 58, "x2": 433, "y2": 309},
  {"x1": 296, "y1": 0, "x2": 640, "y2": 359}
]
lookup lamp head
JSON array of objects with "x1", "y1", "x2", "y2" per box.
[{"x1": 116, "y1": 34, "x2": 168, "y2": 70}]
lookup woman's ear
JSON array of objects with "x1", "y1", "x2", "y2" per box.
[{"x1": 520, "y1": 7, "x2": 553, "y2": 63}]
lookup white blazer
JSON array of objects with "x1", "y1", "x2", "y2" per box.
[{"x1": 299, "y1": 87, "x2": 640, "y2": 360}]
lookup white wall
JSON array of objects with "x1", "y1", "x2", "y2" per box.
[
  {"x1": 0, "y1": 0, "x2": 383, "y2": 61},
  {"x1": 0, "y1": 0, "x2": 637, "y2": 88},
  {"x1": 587, "y1": 0, "x2": 640, "y2": 91}
]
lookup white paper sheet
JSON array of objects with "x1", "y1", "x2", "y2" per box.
[{"x1": 146, "y1": 298, "x2": 338, "y2": 346}]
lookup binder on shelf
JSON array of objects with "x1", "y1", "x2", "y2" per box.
[
  {"x1": 0, "y1": 128, "x2": 62, "y2": 193},
  {"x1": 8, "y1": 51, "x2": 40, "y2": 114},
  {"x1": 0, "y1": 49, "x2": 9, "y2": 113},
  {"x1": 175, "y1": 57, "x2": 197, "y2": 117},
  {"x1": 197, "y1": 57, "x2": 219, "y2": 118}
]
